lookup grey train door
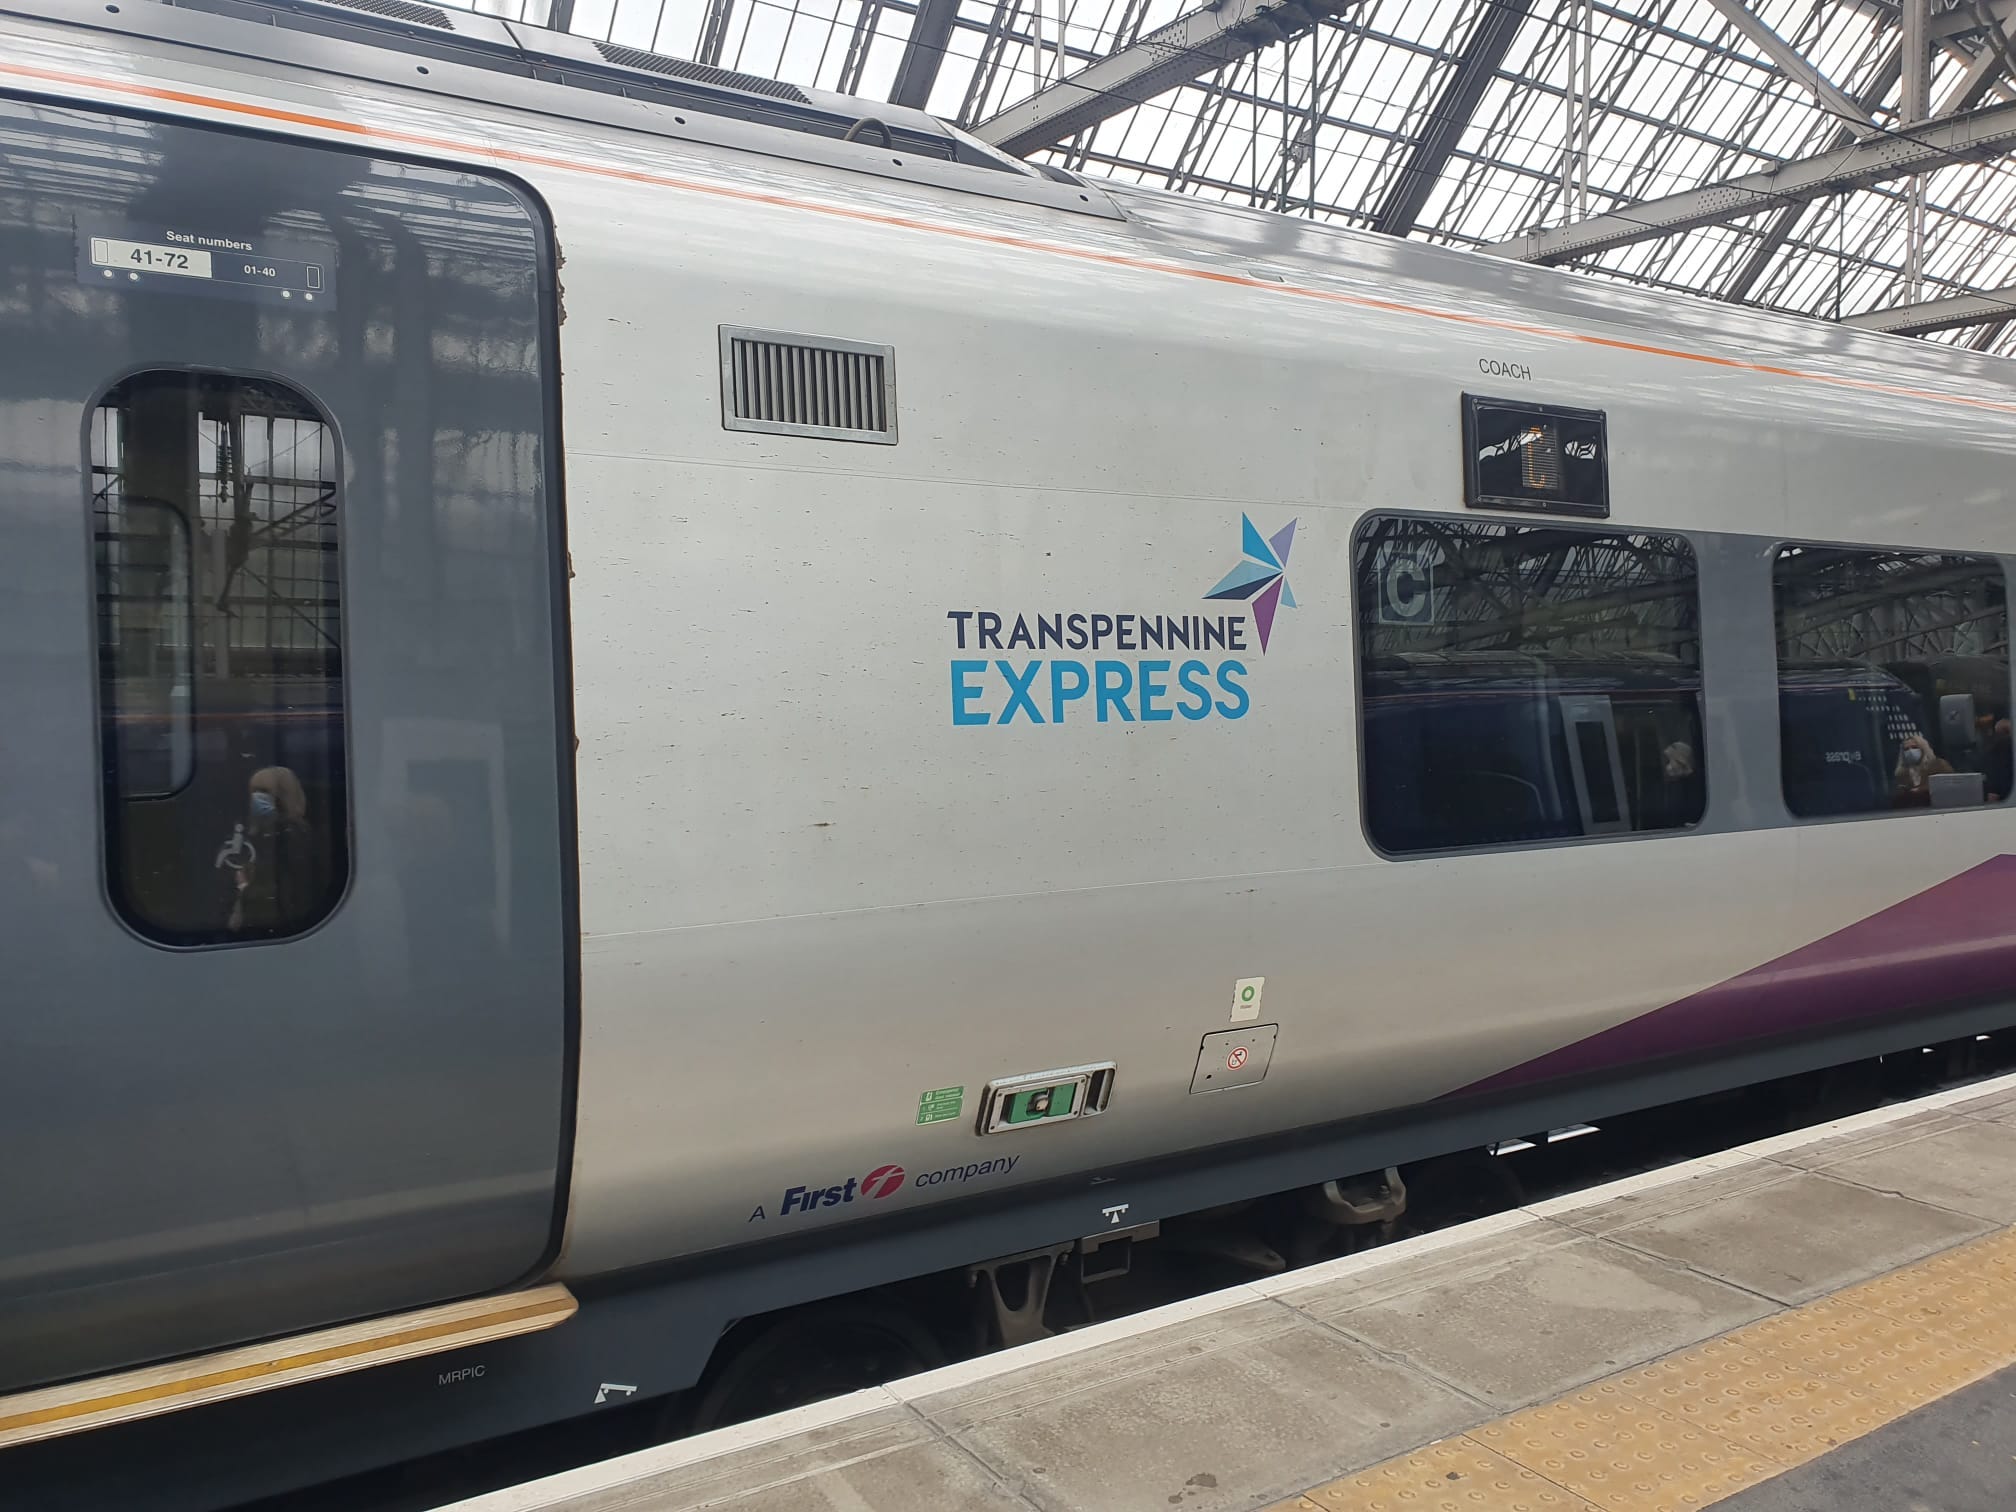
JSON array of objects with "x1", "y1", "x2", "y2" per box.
[{"x1": 0, "y1": 100, "x2": 574, "y2": 1391}]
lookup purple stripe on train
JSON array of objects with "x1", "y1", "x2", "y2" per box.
[{"x1": 1456, "y1": 854, "x2": 2016, "y2": 1099}]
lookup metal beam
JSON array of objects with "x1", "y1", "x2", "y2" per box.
[
  {"x1": 971, "y1": 0, "x2": 1358, "y2": 157},
  {"x1": 1720, "y1": 43, "x2": 1900, "y2": 302},
  {"x1": 1827, "y1": 0, "x2": 2016, "y2": 39},
  {"x1": 1903, "y1": 0, "x2": 1931, "y2": 300},
  {"x1": 1942, "y1": 2, "x2": 2016, "y2": 108},
  {"x1": 1841, "y1": 283, "x2": 2016, "y2": 335},
  {"x1": 1702, "y1": 0, "x2": 1879, "y2": 136},
  {"x1": 1931, "y1": 0, "x2": 2016, "y2": 43},
  {"x1": 1486, "y1": 95, "x2": 2016, "y2": 264},
  {"x1": 1369, "y1": 0, "x2": 1534, "y2": 236},
  {"x1": 1941, "y1": 35, "x2": 2016, "y2": 111},
  {"x1": 1903, "y1": 0, "x2": 1932, "y2": 124},
  {"x1": 694, "y1": 0, "x2": 735, "y2": 66},
  {"x1": 889, "y1": 0, "x2": 963, "y2": 111}
]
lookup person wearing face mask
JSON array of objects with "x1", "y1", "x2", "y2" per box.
[
  {"x1": 229, "y1": 765, "x2": 314, "y2": 935},
  {"x1": 1891, "y1": 732, "x2": 1953, "y2": 808}
]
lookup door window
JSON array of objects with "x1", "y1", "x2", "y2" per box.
[{"x1": 92, "y1": 371, "x2": 348, "y2": 943}]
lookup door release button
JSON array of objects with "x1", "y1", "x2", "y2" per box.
[{"x1": 978, "y1": 1064, "x2": 1115, "y2": 1134}]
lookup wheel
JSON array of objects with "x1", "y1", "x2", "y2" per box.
[{"x1": 683, "y1": 1297, "x2": 947, "y2": 1434}]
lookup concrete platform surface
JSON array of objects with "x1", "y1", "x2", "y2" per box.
[{"x1": 444, "y1": 1070, "x2": 2016, "y2": 1512}]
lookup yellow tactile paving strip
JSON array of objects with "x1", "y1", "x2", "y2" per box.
[{"x1": 1275, "y1": 1225, "x2": 2016, "y2": 1512}]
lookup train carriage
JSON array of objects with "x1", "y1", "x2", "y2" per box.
[{"x1": 3, "y1": 0, "x2": 2016, "y2": 1501}]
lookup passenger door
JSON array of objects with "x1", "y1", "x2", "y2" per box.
[{"x1": 0, "y1": 100, "x2": 573, "y2": 1389}]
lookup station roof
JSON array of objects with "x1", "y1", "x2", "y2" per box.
[{"x1": 451, "y1": 0, "x2": 2016, "y2": 357}]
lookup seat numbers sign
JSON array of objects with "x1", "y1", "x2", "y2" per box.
[{"x1": 78, "y1": 222, "x2": 333, "y2": 308}]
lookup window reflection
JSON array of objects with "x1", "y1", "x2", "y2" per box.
[
  {"x1": 92, "y1": 372, "x2": 348, "y2": 944},
  {"x1": 1356, "y1": 516, "x2": 1705, "y2": 854},
  {"x1": 1775, "y1": 546, "x2": 2010, "y2": 818}
]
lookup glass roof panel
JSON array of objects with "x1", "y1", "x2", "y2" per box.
[{"x1": 438, "y1": 0, "x2": 2016, "y2": 356}]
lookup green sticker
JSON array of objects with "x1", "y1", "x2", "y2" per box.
[{"x1": 916, "y1": 1085, "x2": 964, "y2": 1125}]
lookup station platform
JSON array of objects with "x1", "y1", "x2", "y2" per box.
[{"x1": 446, "y1": 1070, "x2": 2016, "y2": 1512}]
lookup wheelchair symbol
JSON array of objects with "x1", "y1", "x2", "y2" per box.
[{"x1": 213, "y1": 824, "x2": 258, "y2": 874}]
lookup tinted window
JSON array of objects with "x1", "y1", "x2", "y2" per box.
[
  {"x1": 1357, "y1": 515, "x2": 1705, "y2": 854},
  {"x1": 92, "y1": 372, "x2": 347, "y2": 943},
  {"x1": 1774, "y1": 546, "x2": 2010, "y2": 818},
  {"x1": 1574, "y1": 720, "x2": 1621, "y2": 823}
]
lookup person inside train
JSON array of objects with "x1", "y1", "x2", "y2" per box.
[
  {"x1": 1618, "y1": 733, "x2": 1702, "y2": 833},
  {"x1": 1891, "y1": 732, "x2": 1954, "y2": 809},
  {"x1": 229, "y1": 765, "x2": 315, "y2": 936}
]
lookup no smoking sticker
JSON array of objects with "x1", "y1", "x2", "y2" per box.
[{"x1": 1191, "y1": 1025, "x2": 1276, "y2": 1094}]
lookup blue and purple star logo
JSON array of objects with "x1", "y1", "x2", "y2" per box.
[{"x1": 1205, "y1": 515, "x2": 1297, "y2": 652}]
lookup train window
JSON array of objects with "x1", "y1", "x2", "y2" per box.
[
  {"x1": 91, "y1": 372, "x2": 348, "y2": 944},
  {"x1": 1773, "y1": 546, "x2": 2010, "y2": 819},
  {"x1": 96, "y1": 497, "x2": 195, "y2": 799},
  {"x1": 1356, "y1": 515, "x2": 1705, "y2": 855}
]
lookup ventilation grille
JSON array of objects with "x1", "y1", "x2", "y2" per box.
[
  {"x1": 594, "y1": 42, "x2": 811, "y2": 103},
  {"x1": 721, "y1": 328, "x2": 897, "y2": 444},
  {"x1": 316, "y1": 0, "x2": 453, "y2": 27}
]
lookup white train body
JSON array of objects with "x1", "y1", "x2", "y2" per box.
[
  {"x1": 535, "y1": 46, "x2": 2016, "y2": 1267},
  {"x1": 4, "y1": 0, "x2": 2016, "y2": 1493}
]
